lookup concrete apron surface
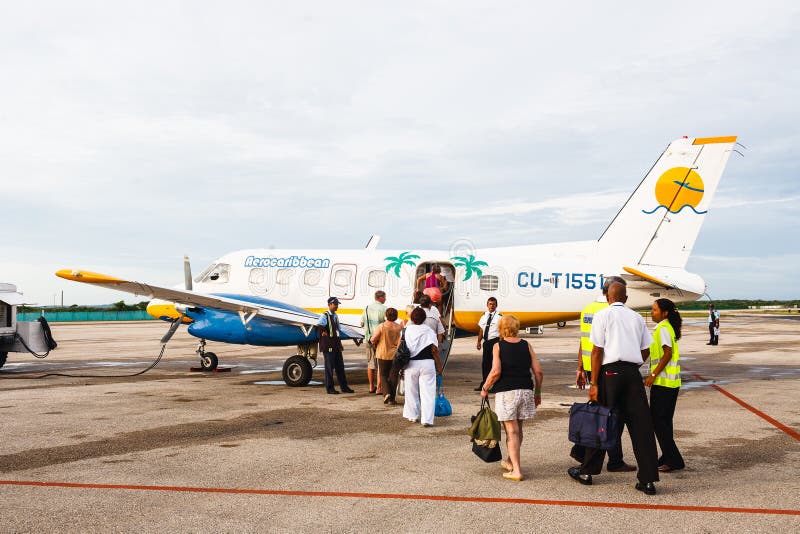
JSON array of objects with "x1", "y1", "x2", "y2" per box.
[{"x1": 1, "y1": 316, "x2": 799, "y2": 532}]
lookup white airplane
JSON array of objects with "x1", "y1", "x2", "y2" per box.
[{"x1": 57, "y1": 135, "x2": 739, "y2": 386}]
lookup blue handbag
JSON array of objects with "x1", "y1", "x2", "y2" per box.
[
  {"x1": 568, "y1": 401, "x2": 620, "y2": 450},
  {"x1": 434, "y1": 375, "x2": 452, "y2": 417}
]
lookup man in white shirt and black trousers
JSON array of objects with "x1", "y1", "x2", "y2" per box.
[
  {"x1": 567, "y1": 282, "x2": 660, "y2": 495},
  {"x1": 474, "y1": 297, "x2": 501, "y2": 391}
]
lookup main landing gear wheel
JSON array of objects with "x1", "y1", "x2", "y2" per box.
[
  {"x1": 282, "y1": 355, "x2": 312, "y2": 387},
  {"x1": 200, "y1": 352, "x2": 218, "y2": 371},
  {"x1": 557, "y1": 321, "x2": 567, "y2": 328}
]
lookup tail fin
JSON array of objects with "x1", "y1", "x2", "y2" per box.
[{"x1": 598, "y1": 136, "x2": 737, "y2": 269}]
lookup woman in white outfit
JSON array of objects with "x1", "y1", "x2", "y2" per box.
[{"x1": 402, "y1": 307, "x2": 443, "y2": 426}]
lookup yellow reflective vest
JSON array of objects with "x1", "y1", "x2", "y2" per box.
[
  {"x1": 650, "y1": 320, "x2": 681, "y2": 388},
  {"x1": 580, "y1": 300, "x2": 608, "y2": 372}
]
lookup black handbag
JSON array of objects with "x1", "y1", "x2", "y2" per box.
[
  {"x1": 568, "y1": 401, "x2": 620, "y2": 450},
  {"x1": 392, "y1": 329, "x2": 411, "y2": 370},
  {"x1": 472, "y1": 440, "x2": 502, "y2": 463}
]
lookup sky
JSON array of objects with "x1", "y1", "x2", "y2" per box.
[{"x1": 2, "y1": 1, "x2": 798, "y2": 305}]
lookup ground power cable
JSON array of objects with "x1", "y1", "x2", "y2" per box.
[{"x1": 0, "y1": 344, "x2": 168, "y2": 380}]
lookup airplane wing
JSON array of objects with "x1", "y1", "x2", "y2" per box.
[
  {"x1": 621, "y1": 266, "x2": 705, "y2": 296},
  {"x1": 55, "y1": 269, "x2": 364, "y2": 339}
]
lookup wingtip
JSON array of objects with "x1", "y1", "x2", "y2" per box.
[{"x1": 55, "y1": 269, "x2": 125, "y2": 283}]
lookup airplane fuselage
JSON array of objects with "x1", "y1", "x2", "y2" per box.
[{"x1": 148, "y1": 241, "x2": 703, "y2": 343}]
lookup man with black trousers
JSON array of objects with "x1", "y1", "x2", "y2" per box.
[
  {"x1": 568, "y1": 282, "x2": 660, "y2": 495},
  {"x1": 572, "y1": 276, "x2": 635, "y2": 473},
  {"x1": 317, "y1": 297, "x2": 354, "y2": 395},
  {"x1": 474, "y1": 297, "x2": 501, "y2": 391}
]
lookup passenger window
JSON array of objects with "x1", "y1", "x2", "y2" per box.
[
  {"x1": 479, "y1": 275, "x2": 499, "y2": 291},
  {"x1": 201, "y1": 263, "x2": 230, "y2": 284},
  {"x1": 249, "y1": 268, "x2": 265, "y2": 286},
  {"x1": 333, "y1": 269, "x2": 352, "y2": 288},
  {"x1": 276, "y1": 268, "x2": 293, "y2": 286},
  {"x1": 304, "y1": 269, "x2": 322, "y2": 286},
  {"x1": 367, "y1": 270, "x2": 386, "y2": 288}
]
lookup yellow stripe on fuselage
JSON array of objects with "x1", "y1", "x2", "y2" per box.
[{"x1": 453, "y1": 311, "x2": 579, "y2": 334}]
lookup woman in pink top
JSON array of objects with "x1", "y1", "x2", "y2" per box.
[{"x1": 417, "y1": 264, "x2": 448, "y2": 313}]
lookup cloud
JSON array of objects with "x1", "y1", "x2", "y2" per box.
[{"x1": 2, "y1": 2, "x2": 799, "y2": 303}]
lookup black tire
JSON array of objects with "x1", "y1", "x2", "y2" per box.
[
  {"x1": 282, "y1": 355, "x2": 312, "y2": 387},
  {"x1": 200, "y1": 351, "x2": 218, "y2": 371},
  {"x1": 557, "y1": 321, "x2": 567, "y2": 328},
  {"x1": 0, "y1": 352, "x2": 7, "y2": 369}
]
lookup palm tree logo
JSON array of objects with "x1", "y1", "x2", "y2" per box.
[
  {"x1": 384, "y1": 251, "x2": 420, "y2": 277},
  {"x1": 451, "y1": 254, "x2": 488, "y2": 281}
]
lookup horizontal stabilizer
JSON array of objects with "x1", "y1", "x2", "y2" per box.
[{"x1": 622, "y1": 266, "x2": 705, "y2": 296}]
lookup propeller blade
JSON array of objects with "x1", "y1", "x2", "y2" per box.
[
  {"x1": 183, "y1": 255, "x2": 192, "y2": 290},
  {"x1": 160, "y1": 316, "x2": 184, "y2": 345}
]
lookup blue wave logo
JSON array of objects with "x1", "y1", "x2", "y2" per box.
[{"x1": 642, "y1": 204, "x2": 708, "y2": 215}]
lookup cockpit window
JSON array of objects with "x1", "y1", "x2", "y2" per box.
[{"x1": 197, "y1": 263, "x2": 230, "y2": 284}]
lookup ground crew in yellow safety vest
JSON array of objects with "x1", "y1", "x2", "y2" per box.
[
  {"x1": 644, "y1": 298, "x2": 686, "y2": 472},
  {"x1": 571, "y1": 276, "x2": 633, "y2": 472}
]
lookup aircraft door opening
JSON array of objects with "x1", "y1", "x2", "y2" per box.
[{"x1": 329, "y1": 263, "x2": 357, "y2": 300}]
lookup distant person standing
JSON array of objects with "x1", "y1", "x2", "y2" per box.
[
  {"x1": 361, "y1": 290, "x2": 387, "y2": 394},
  {"x1": 572, "y1": 276, "x2": 635, "y2": 472},
  {"x1": 645, "y1": 298, "x2": 686, "y2": 473},
  {"x1": 567, "y1": 282, "x2": 659, "y2": 495},
  {"x1": 475, "y1": 297, "x2": 501, "y2": 391},
  {"x1": 317, "y1": 297, "x2": 354, "y2": 395},
  {"x1": 707, "y1": 304, "x2": 720, "y2": 345}
]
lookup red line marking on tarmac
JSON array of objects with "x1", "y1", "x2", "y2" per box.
[
  {"x1": 1, "y1": 480, "x2": 798, "y2": 516},
  {"x1": 688, "y1": 370, "x2": 800, "y2": 442}
]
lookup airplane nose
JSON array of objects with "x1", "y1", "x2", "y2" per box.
[{"x1": 147, "y1": 299, "x2": 193, "y2": 323}]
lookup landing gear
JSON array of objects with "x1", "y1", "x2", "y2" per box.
[
  {"x1": 282, "y1": 344, "x2": 316, "y2": 387},
  {"x1": 196, "y1": 339, "x2": 218, "y2": 371},
  {"x1": 557, "y1": 321, "x2": 567, "y2": 328}
]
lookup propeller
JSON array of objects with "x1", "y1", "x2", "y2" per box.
[{"x1": 184, "y1": 255, "x2": 193, "y2": 290}]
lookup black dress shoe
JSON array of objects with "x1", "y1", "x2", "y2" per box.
[
  {"x1": 567, "y1": 467, "x2": 592, "y2": 485},
  {"x1": 341, "y1": 387, "x2": 355, "y2": 393},
  {"x1": 607, "y1": 462, "x2": 637, "y2": 472},
  {"x1": 635, "y1": 481, "x2": 656, "y2": 495},
  {"x1": 327, "y1": 390, "x2": 340, "y2": 395}
]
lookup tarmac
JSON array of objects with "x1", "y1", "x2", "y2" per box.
[{"x1": 1, "y1": 315, "x2": 799, "y2": 532}]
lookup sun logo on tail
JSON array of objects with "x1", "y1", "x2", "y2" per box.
[{"x1": 643, "y1": 167, "x2": 707, "y2": 214}]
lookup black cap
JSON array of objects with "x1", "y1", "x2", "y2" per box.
[{"x1": 327, "y1": 297, "x2": 340, "y2": 305}]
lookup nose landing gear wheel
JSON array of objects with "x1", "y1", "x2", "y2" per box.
[
  {"x1": 282, "y1": 355, "x2": 312, "y2": 387},
  {"x1": 200, "y1": 352, "x2": 218, "y2": 371}
]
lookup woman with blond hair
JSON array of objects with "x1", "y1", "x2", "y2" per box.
[{"x1": 480, "y1": 314, "x2": 543, "y2": 481}]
